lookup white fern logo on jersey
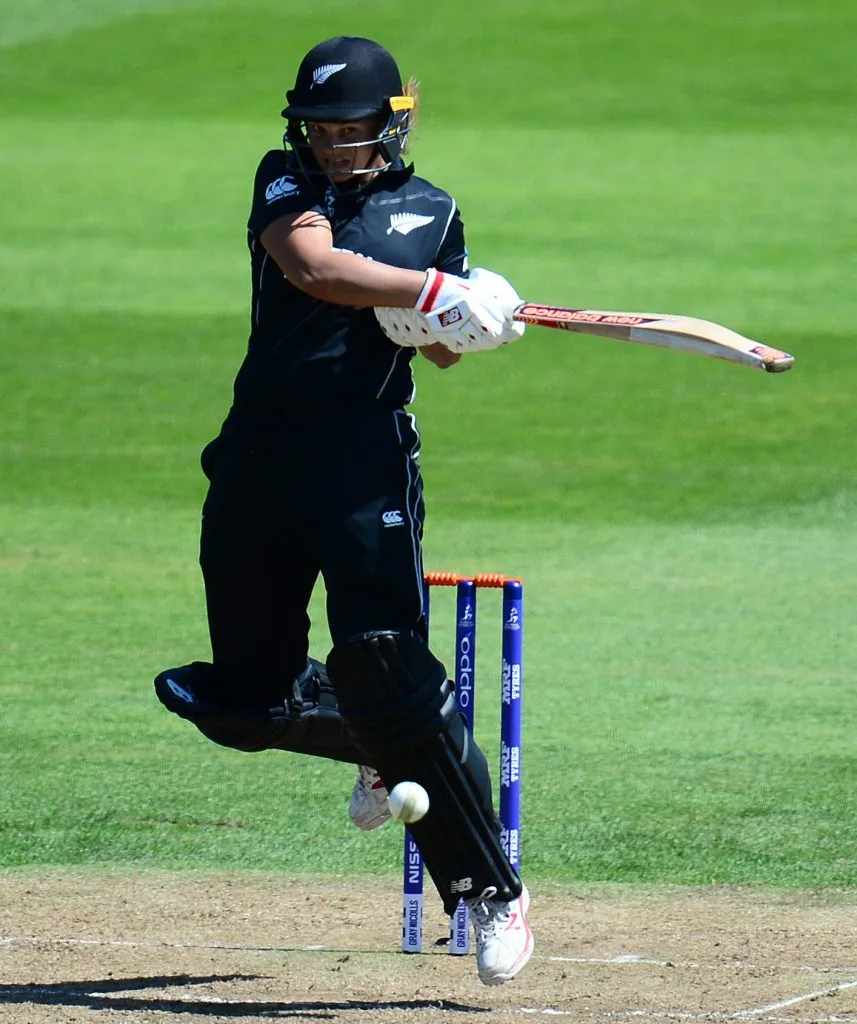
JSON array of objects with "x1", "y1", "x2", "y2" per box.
[
  {"x1": 311, "y1": 63, "x2": 347, "y2": 88},
  {"x1": 386, "y1": 213, "x2": 436, "y2": 236}
]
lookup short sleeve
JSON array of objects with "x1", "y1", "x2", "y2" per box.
[
  {"x1": 248, "y1": 150, "x2": 324, "y2": 238},
  {"x1": 434, "y1": 203, "x2": 469, "y2": 277}
]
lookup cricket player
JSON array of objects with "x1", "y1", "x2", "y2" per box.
[{"x1": 154, "y1": 35, "x2": 533, "y2": 985}]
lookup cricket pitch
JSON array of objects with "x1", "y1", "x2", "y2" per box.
[{"x1": 1, "y1": 871, "x2": 856, "y2": 1023}]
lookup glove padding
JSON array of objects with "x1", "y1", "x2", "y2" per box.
[
  {"x1": 374, "y1": 304, "x2": 448, "y2": 349},
  {"x1": 375, "y1": 268, "x2": 525, "y2": 354}
]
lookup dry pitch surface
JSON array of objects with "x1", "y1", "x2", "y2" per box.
[{"x1": 1, "y1": 872, "x2": 857, "y2": 1023}]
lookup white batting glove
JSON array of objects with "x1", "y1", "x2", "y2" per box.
[
  {"x1": 374, "y1": 305, "x2": 443, "y2": 349},
  {"x1": 467, "y1": 268, "x2": 526, "y2": 344},
  {"x1": 414, "y1": 269, "x2": 508, "y2": 353},
  {"x1": 415, "y1": 268, "x2": 473, "y2": 318}
]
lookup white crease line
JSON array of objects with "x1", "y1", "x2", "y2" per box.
[
  {"x1": 548, "y1": 954, "x2": 673, "y2": 966},
  {"x1": 603, "y1": 1013, "x2": 727, "y2": 1020},
  {"x1": 0, "y1": 937, "x2": 677, "y2": 966},
  {"x1": 578, "y1": 1011, "x2": 857, "y2": 1022},
  {"x1": 0, "y1": 938, "x2": 682, "y2": 966},
  {"x1": 0, "y1": 935, "x2": 325, "y2": 952},
  {"x1": 121, "y1": 1005, "x2": 857, "y2": 1022},
  {"x1": 0, "y1": 990, "x2": 261, "y2": 1005},
  {"x1": 1, "y1": 937, "x2": 165, "y2": 948},
  {"x1": 93, "y1": 991, "x2": 228, "y2": 1003},
  {"x1": 521, "y1": 1010, "x2": 572, "y2": 1017},
  {"x1": 735, "y1": 979, "x2": 857, "y2": 1018},
  {"x1": 0, "y1": 986, "x2": 231, "y2": 1002}
]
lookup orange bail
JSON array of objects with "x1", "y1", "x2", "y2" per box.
[{"x1": 423, "y1": 572, "x2": 523, "y2": 588}]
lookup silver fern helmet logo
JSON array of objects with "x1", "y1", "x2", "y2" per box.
[
  {"x1": 387, "y1": 212, "x2": 436, "y2": 236},
  {"x1": 311, "y1": 63, "x2": 347, "y2": 88}
]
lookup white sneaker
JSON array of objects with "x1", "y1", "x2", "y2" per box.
[
  {"x1": 467, "y1": 884, "x2": 534, "y2": 986},
  {"x1": 348, "y1": 766, "x2": 391, "y2": 831}
]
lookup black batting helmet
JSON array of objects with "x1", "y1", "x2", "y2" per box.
[{"x1": 281, "y1": 36, "x2": 415, "y2": 179}]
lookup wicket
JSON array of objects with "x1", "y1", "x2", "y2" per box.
[{"x1": 401, "y1": 572, "x2": 524, "y2": 954}]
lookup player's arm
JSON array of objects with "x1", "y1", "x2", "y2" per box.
[
  {"x1": 416, "y1": 203, "x2": 470, "y2": 368},
  {"x1": 261, "y1": 211, "x2": 426, "y2": 307},
  {"x1": 266, "y1": 211, "x2": 457, "y2": 367},
  {"x1": 259, "y1": 184, "x2": 519, "y2": 354},
  {"x1": 419, "y1": 342, "x2": 461, "y2": 369}
]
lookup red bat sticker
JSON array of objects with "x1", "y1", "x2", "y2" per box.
[{"x1": 517, "y1": 305, "x2": 658, "y2": 327}]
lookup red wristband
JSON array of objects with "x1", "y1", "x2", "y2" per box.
[{"x1": 417, "y1": 269, "x2": 445, "y2": 313}]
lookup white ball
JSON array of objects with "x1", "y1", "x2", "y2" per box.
[{"x1": 388, "y1": 781, "x2": 430, "y2": 823}]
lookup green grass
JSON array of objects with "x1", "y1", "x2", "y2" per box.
[
  {"x1": 3, "y1": 508, "x2": 856, "y2": 884},
  {"x1": 2, "y1": 0, "x2": 856, "y2": 888}
]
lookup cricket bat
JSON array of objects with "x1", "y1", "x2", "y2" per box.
[{"x1": 512, "y1": 305, "x2": 794, "y2": 372}]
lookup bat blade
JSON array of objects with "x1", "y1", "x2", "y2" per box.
[{"x1": 513, "y1": 304, "x2": 794, "y2": 373}]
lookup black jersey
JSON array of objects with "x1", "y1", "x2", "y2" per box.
[{"x1": 222, "y1": 150, "x2": 468, "y2": 435}]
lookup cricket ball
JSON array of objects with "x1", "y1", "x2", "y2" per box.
[{"x1": 388, "y1": 781, "x2": 430, "y2": 823}]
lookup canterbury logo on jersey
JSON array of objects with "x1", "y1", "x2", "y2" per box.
[
  {"x1": 382, "y1": 510, "x2": 404, "y2": 527},
  {"x1": 386, "y1": 212, "x2": 436, "y2": 236},
  {"x1": 265, "y1": 175, "x2": 300, "y2": 203},
  {"x1": 311, "y1": 63, "x2": 347, "y2": 87}
]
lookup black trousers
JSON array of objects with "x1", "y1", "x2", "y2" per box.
[
  {"x1": 198, "y1": 406, "x2": 426, "y2": 705},
  {"x1": 194, "y1": 404, "x2": 517, "y2": 911}
]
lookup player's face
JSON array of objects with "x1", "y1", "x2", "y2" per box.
[{"x1": 305, "y1": 117, "x2": 386, "y2": 182}]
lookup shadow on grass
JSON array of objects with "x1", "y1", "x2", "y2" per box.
[{"x1": 0, "y1": 973, "x2": 487, "y2": 1017}]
